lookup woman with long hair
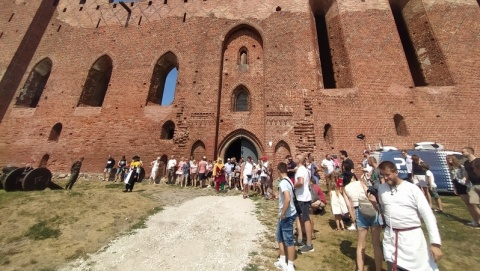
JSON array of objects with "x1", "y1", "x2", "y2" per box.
[
  {"x1": 447, "y1": 155, "x2": 479, "y2": 226},
  {"x1": 343, "y1": 174, "x2": 383, "y2": 271}
]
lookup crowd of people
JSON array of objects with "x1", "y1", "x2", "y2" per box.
[
  {"x1": 63, "y1": 146, "x2": 480, "y2": 271},
  {"x1": 275, "y1": 147, "x2": 480, "y2": 271}
]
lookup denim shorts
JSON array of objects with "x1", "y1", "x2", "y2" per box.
[
  {"x1": 276, "y1": 214, "x2": 297, "y2": 247},
  {"x1": 355, "y1": 207, "x2": 381, "y2": 228},
  {"x1": 429, "y1": 187, "x2": 440, "y2": 199}
]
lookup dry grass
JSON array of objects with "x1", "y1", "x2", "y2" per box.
[
  {"x1": 0, "y1": 177, "x2": 477, "y2": 271},
  {"x1": 250, "y1": 188, "x2": 480, "y2": 271},
  {"x1": 0, "y1": 177, "x2": 214, "y2": 271}
]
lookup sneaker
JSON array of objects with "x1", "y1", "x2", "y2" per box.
[
  {"x1": 273, "y1": 260, "x2": 287, "y2": 271},
  {"x1": 347, "y1": 224, "x2": 356, "y2": 231},
  {"x1": 298, "y1": 244, "x2": 314, "y2": 253},
  {"x1": 287, "y1": 265, "x2": 296, "y2": 271},
  {"x1": 294, "y1": 240, "x2": 305, "y2": 247}
]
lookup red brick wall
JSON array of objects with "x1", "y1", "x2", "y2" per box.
[{"x1": 0, "y1": 0, "x2": 478, "y2": 173}]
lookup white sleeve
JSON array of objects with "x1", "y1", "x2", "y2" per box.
[
  {"x1": 406, "y1": 157, "x2": 413, "y2": 173},
  {"x1": 415, "y1": 185, "x2": 441, "y2": 245}
]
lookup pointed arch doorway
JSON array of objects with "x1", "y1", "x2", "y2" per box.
[{"x1": 219, "y1": 131, "x2": 262, "y2": 163}]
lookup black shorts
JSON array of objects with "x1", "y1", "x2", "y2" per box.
[
  {"x1": 199, "y1": 173, "x2": 206, "y2": 180},
  {"x1": 298, "y1": 201, "x2": 311, "y2": 222},
  {"x1": 453, "y1": 180, "x2": 468, "y2": 195},
  {"x1": 206, "y1": 172, "x2": 213, "y2": 178}
]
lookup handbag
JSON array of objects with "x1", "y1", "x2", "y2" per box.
[
  {"x1": 284, "y1": 177, "x2": 302, "y2": 215},
  {"x1": 358, "y1": 180, "x2": 377, "y2": 221},
  {"x1": 358, "y1": 194, "x2": 377, "y2": 220}
]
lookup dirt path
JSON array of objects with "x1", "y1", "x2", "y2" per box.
[{"x1": 59, "y1": 195, "x2": 265, "y2": 271}]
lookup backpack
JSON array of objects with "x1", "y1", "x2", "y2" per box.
[{"x1": 283, "y1": 177, "x2": 302, "y2": 215}]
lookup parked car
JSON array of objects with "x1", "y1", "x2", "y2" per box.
[{"x1": 370, "y1": 149, "x2": 462, "y2": 193}]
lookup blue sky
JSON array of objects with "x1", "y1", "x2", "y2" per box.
[{"x1": 162, "y1": 68, "x2": 178, "y2": 106}]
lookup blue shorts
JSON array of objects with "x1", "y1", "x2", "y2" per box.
[
  {"x1": 276, "y1": 214, "x2": 297, "y2": 247},
  {"x1": 355, "y1": 207, "x2": 381, "y2": 228}
]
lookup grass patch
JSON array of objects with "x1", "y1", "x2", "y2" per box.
[
  {"x1": 67, "y1": 191, "x2": 83, "y2": 197},
  {"x1": 25, "y1": 221, "x2": 61, "y2": 240},
  {"x1": 129, "y1": 206, "x2": 164, "y2": 232},
  {"x1": 105, "y1": 183, "x2": 123, "y2": 189},
  {"x1": 242, "y1": 263, "x2": 259, "y2": 271}
]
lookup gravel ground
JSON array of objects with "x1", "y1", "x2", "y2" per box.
[{"x1": 60, "y1": 195, "x2": 266, "y2": 271}]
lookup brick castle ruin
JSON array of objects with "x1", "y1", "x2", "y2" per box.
[{"x1": 0, "y1": 0, "x2": 479, "y2": 174}]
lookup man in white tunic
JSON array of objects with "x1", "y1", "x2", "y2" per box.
[{"x1": 372, "y1": 161, "x2": 442, "y2": 271}]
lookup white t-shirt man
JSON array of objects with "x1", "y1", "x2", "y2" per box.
[
  {"x1": 167, "y1": 159, "x2": 177, "y2": 170},
  {"x1": 278, "y1": 177, "x2": 297, "y2": 217},
  {"x1": 321, "y1": 158, "x2": 335, "y2": 175},
  {"x1": 295, "y1": 165, "x2": 312, "y2": 202},
  {"x1": 225, "y1": 162, "x2": 233, "y2": 175},
  {"x1": 243, "y1": 161, "x2": 253, "y2": 184}
]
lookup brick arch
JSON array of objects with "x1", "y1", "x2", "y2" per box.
[
  {"x1": 48, "y1": 122, "x2": 62, "y2": 142},
  {"x1": 223, "y1": 23, "x2": 264, "y2": 46},
  {"x1": 218, "y1": 129, "x2": 264, "y2": 160},
  {"x1": 323, "y1": 123, "x2": 333, "y2": 144},
  {"x1": 232, "y1": 84, "x2": 251, "y2": 112},
  {"x1": 147, "y1": 51, "x2": 179, "y2": 106},
  {"x1": 274, "y1": 140, "x2": 291, "y2": 161},
  {"x1": 16, "y1": 57, "x2": 52, "y2": 108},
  {"x1": 190, "y1": 140, "x2": 206, "y2": 160},
  {"x1": 238, "y1": 46, "x2": 248, "y2": 65},
  {"x1": 38, "y1": 153, "x2": 50, "y2": 168},
  {"x1": 78, "y1": 54, "x2": 112, "y2": 107},
  {"x1": 273, "y1": 140, "x2": 291, "y2": 180},
  {"x1": 394, "y1": 114, "x2": 408, "y2": 136},
  {"x1": 161, "y1": 120, "x2": 175, "y2": 139},
  {"x1": 158, "y1": 154, "x2": 168, "y2": 178}
]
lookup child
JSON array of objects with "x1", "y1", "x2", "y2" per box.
[
  {"x1": 330, "y1": 184, "x2": 348, "y2": 230},
  {"x1": 422, "y1": 163, "x2": 444, "y2": 212}
]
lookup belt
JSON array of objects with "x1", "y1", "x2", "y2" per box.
[{"x1": 387, "y1": 225, "x2": 421, "y2": 271}]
